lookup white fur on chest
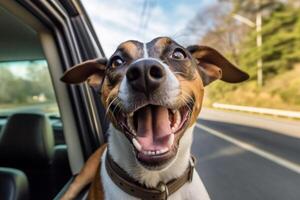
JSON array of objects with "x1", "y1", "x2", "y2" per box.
[{"x1": 100, "y1": 125, "x2": 210, "y2": 200}]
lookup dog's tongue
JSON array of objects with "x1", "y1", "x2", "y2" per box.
[{"x1": 136, "y1": 105, "x2": 171, "y2": 150}]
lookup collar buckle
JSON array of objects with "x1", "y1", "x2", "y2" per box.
[{"x1": 157, "y1": 182, "x2": 169, "y2": 200}]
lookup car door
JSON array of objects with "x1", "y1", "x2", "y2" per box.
[
  {"x1": 18, "y1": 0, "x2": 107, "y2": 155},
  {"x1": 0, "y1": 0, "x2": 107, "y2": 199}
]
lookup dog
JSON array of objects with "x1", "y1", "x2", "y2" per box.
[{"x1": 60, "y1": 36, "x2": 248, "y2": 200}]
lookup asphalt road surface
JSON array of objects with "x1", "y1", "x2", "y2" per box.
[{"x1": 193, "y1": 108, "x2": 300, "y2": 200}]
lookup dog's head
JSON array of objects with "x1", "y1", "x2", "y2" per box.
[{"x1": 61, "y1": 37, "x2": 248, "y2": 169}]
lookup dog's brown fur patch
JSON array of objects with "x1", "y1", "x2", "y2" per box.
[
  {"x1": 101, "y1": 79, "x2": 122, "y2": 127},
  {"x1": 118, "y1": 40, "x2": 143, "y2": 60},
  {"x1": 177, "y1": 71, "x2": 204, "y2": 126}
]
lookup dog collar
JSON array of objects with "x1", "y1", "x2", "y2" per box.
[{"x1": 105, "y1": 152, "x2": 196, "y2": 200}]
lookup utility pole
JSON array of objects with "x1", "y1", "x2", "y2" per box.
[
  {"x1": 256, "y1": 0, "x2": 263, "y2": 87},
  {"x1": 232, "y1": 0, "x2": 263, "y2": 87}
]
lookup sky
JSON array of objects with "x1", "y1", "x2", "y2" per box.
[
  {"x1": 81, "y1": 0, "x2": 217, "y2": 56},
  {"x1": 0, "y1": 60, "x2": 47, "y2": 79}
]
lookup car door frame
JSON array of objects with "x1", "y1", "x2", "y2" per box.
[
  {"x1": 13, "y1": 0, "x2": 108, "y2": 197},
  {"x1": 17, "y1": 0, "x2": 107, "y2": 156}
]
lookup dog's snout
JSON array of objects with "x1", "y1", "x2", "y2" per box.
[{"x1": 126, "y1": 59, "x2": 166, "y2": 93}]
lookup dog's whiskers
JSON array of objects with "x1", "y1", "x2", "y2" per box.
[
  {"x1": 105, "y1": 97, "x2": 124, "y2": 121},
  {"x1": 185, "y1": 92, "x2": 195, "y2": 105},
  {"x1": 106, "y1": 97, "x2": 119, "y2": 116},
  {"x1": 180, "y1": 91, "x2": 194, "y2": 113},
  {"x1": 173, "y1": 71, "x2": 185, "y2": 76},
  {"x1": 181, "y1": 90, "x2": 195, "y2": 104},
  {"x1": 111, "y1": 101, "x2": 122, "y2": 119},
  {"x1": 182, "y1": 98, "x2": 193, "y2": 113}
]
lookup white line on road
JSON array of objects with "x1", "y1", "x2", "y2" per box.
[{"x1": 196, "y1": 123, "x2": 300, "y2": 174}]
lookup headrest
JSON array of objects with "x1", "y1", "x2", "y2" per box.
[
  {"x1": 0, "y1": 167, "x2": 29, "y2": 200},
  {"x1": 0, "y1": 113, "x2": 54, "y2": 166}
]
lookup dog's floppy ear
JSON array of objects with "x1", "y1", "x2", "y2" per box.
[
  {"x1": 60, "y1": 58, "x2": 107, "y2": 88},
  {"x1": 187, "y1": 45, "x2": 249, "y2": 86}
]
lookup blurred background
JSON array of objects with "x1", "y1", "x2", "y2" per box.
[
  {"x1": 82, "y1": 0, "x2": 300, "y2": 111},
  {"x1": 1, "y1": 0, "x2": 300, "y2": 115}
]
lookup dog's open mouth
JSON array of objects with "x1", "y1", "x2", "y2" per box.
[{"x1": 116, "y1": 103, "x2": 192, "y2": 167}]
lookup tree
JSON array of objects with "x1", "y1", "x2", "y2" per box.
[
  {"x1": 185, "y1": 0, "x2": 300, "y2": 108},
  {"x1": 0, "y1": 60, "x2": 56, "y2": 105},
  {"x1": 239, "y1": 3, "x2": 300, "y2": 79}
]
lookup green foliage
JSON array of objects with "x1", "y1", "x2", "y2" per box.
[
  {"x1": 204, "y1": 1, "x2": 300, "y2": 110},
  {"x1": 239, "y1": 4, "x2": 300, "y2": 78},
  {"x1": 206, "y1": 65, "x2": 300, "y2": 111},
  {"x1": 0, "y1": 60, "x2": 56, "y2": 105}
]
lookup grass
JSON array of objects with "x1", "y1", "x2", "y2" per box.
[{"x1": 204, "y1": 65, "x2": 300, "y2": 111}]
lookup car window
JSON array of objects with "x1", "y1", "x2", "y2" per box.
[
  {"x1": 0, "y1": 60, "x2": 59, "y2": 117},
  {"x1": 0, "y1": 3, "x2": 72, "y2": 199}
]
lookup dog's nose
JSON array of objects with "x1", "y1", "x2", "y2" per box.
[{"x1": 126, "y1": 59, "x2": 166, "y2": 93}]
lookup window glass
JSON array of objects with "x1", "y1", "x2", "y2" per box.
[{"x1": 0, "y1": 60, "x2": 59, "y2": 117}]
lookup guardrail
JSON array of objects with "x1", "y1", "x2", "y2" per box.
[{"x1": 212, "y1": 103, "x2": 300, "y2": 119}]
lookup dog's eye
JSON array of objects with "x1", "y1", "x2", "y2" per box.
[
  {"x1": 171, "y1": 49, "x2": 186, "y2": 60},
  {"x1": 111, "y1": 57, "x2": 124, "y2": 68}
]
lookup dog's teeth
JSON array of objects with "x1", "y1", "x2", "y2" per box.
[
  {"x1": 172, "y1": 121, "x2": 180, "y2": 132},
  {"x1": 141, "y1": 148, "x2": 170, "y2": 156},
  {"x1": 172, "y1": 109, "x2": 176, "y2": 114},
  {"x1": 127, "y1": 117, "x2": 136, "y2": 135},
  {"x1": 142, "y1": 148, "x2": 171, "y2": 156},
  {"x1": 168, "y1": 133, "x2": 175, "y2": 147},
  {"x1": 142, "y1": 150, "x2": 158, "y2": 155},
  {"x1": 161, "y1": 148, "x2": 168, "y2": 154},
  {"x1": 175, "y1": 111, "x2": 181, "y2": 124},
  {"x1": 173, "y1": 122, "x2": 179, "y2": 129},
  {"x1": 132, "y1": 138, "x2": 142, "y2": 151}
]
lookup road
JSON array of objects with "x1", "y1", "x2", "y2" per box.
[{"x1": 193, "y1": 108, "x2": 300, "y2": 200}]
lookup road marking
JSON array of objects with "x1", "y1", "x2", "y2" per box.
[{"x1": 196, "y1": 123, "x2": 300, "y2": 174}]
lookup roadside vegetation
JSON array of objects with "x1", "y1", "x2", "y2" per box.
[
  {"x1": 0, "y1": 60, "x2": 58, "y2": 115},
  {"x1": 189, "y1": 0, "x2": 300, "y2": 111},
  {"x1": 205, "y1": 65, "x2": 300, "y2": 111}
]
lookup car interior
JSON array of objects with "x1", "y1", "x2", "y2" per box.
[{"x1": 0, "y1": 2, "x2": 74, "y2": 200}]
